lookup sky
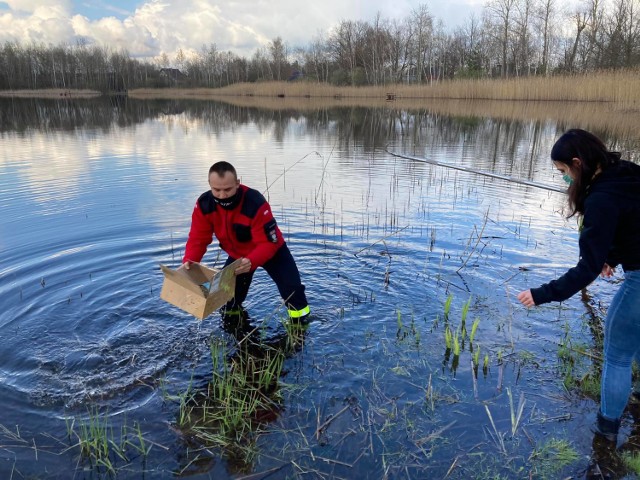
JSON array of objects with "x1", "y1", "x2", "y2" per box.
[{"x1": 0, "y1": 0, "x2": 486, "y2": 62}]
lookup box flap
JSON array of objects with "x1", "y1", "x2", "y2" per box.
[
  {"x1": 159, "y1": 264, "x2": 207, "y2": 297},
  {"x1": 208, "y1": 258, "x2": 241, "y2": 295}
]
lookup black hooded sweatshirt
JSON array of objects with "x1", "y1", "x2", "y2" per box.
[{"x1": 531, "y1": 160, "x2": 640, "y2": 305}]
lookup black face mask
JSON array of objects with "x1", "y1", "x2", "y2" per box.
[{"x1": 213, "y1": 189, "x2": 241, "y2": 210}]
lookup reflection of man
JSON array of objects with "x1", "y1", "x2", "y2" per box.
[{"x1": 183, "y1": 161, "x2": 309, "y2": 320}]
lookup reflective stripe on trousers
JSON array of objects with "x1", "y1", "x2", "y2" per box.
[{"x1": 288, "y1": 305, "x2": 310, "y2": 318}]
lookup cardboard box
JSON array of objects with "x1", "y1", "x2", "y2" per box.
[{"x1": 159, "y1": 260, "x2": 239, "y2": 320}]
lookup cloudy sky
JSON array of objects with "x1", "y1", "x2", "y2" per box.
[{"x1": 0, "y1": 0, "x2": 486, "y2": 61}]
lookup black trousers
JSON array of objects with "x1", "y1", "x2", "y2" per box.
[{"x1": 223, "y1": 244, "x2": 308, "y2": 312}]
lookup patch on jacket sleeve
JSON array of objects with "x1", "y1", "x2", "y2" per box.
[{"x1": 264, "y1": 219, "x2": 278, "y2": 243}]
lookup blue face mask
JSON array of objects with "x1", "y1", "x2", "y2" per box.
[{"x1": 562, "y1": 174, "x2": 573, "y2": 185}]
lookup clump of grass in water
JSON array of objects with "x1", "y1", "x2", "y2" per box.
[
  {"x1": 444, "y1": 325, "x2": 453, "y2": 351},
  {"x1": 396, "y1": 309, "x2": 405, "y2": 338},
  {"x1": 621, "y1": 450, "x2": 640, "y2": 475},
  {"x1": 469, "y1": 317, "x2": 480, "y2": 344},
  {"x1": 452, "y1": 329, "x2": 461, "y2": 356},
  {"x1": 75, "y1": 407, "x2": 112, "y2": 470},
  {"x1": 173, "y1": 336, "x2": 286, "y2": 460},
  {"x1": 528, "y1": 438, "x2": 579, "y2": 478},
  {"x1": 460, "y1": 296, "x2": 471, "y2": 334},
  {"x1": 557, "y1": 321, "x2": 601, "y2": 399},
  {"x1": 450, "y1": 328, "x2": 462, "y2": 372},
  {"x1": 280, "y1": 316, "x2": 308, "y2": 352},
  {"x1": 395, "y1": 309, "x2": 420, "y2": 345},
  {"x1": 65, "y1": 407, "x2": 151, "y2": 475},
  {"x1": 437, "y1": 296, "x2": 485, "y2": 375},
  {"x1": 472, "y1": 346, "x2": 481, "y2": 371},
  {"x1": 443, "y1": 294, "x2": 453, "y2": 321}
]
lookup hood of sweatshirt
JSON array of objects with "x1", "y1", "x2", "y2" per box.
[{"x1": 589, "y1": 160, "x2": 640, "y2": 202}]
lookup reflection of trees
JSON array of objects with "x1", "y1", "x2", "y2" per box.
[
  {"x1": 2, "y1": 98, "x2": 634, "y2": 174},
  {"x1": 173, "y1": 317, "x2": 307, "y2": 477},
  {"x1": 552, "y1": 288, "x2": 607, "y2": 403}
]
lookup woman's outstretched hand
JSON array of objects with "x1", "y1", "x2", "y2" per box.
[
  {"x1": 601, "y1": 263, "x2": 615, "y2": 278},
  {"x1": 517, "y1": 289, "x2": 535, "y2": 308}
]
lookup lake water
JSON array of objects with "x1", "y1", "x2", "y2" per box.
[{"x1": 0, "y1": 96, "x2": 637, "y2": 479}]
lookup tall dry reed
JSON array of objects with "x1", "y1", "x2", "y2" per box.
[
  {"x1": 126, "y1": 70, "x2": 640, "y2": 138},
  {"x1": 130, "y1": 69, "x2": 640, "y2": 105}
]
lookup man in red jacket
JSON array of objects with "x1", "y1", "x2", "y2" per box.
[{"x1": 183, "y1": 161, "x2": 309, "y2": 321}]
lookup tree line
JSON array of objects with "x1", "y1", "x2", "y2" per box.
[{"x1": 1, "y1": 0, "x2": 639, "y2": 92}]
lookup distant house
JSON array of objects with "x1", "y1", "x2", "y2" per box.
[{"x1": 159, "y1": 68, "x2": 187, "y2": 83}]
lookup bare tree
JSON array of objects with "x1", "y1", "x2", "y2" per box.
[
  {"x1": 513, "y1": 0, "x2": 535, "y2": 75},
  {"x1": 328, "y1": 20, "x2": 368, "y2": 85},
  {"x1": 386, "y1": 17, "x2": 412, "y2": 82},
  {"x1": 582, "y1": 0, "x2": 606, "y2": 69},
  {"x1": 175, "y1": 48, "x2": 186, "y2": 73},
  {"x1": 567, "y1": 10, "x2": 588, "y2": 71},
  {"x1": 409, "y1": 4, "x2": 434, "y2": 82},
  {"x1": 601, "y1": 0, "x2": 640, "y2": 68},
  {"x1": 536, "y1": 0, "x2": 557, "y2": 75},
  {"x1": 485, "y1": 0, "x2": 519, "y2": 77},
  {"x1": 269, "y1": 37, "x2": 288, "y2": 81}
]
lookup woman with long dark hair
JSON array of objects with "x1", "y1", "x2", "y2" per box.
[{"x1": 517, "y1": 129, "x2": 640, "y2": 443}]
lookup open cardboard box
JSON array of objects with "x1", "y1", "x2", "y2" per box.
[{"x1": 159, "y1": 260, "x2": 239, "y2": 319}]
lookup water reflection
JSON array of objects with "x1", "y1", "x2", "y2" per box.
[
  {"x1": 2, "y1": 97, "x2": 636, "y2": 194},
  {"x1": 2, "y1": 97, "x2": 639, "y2": 161},
  {"x1": 2, "y1": 97, "x2": 640, "y2": 478}
]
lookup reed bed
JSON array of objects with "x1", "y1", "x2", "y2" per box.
[
  {"x1": 129, "y1": 69, "x2": 640, "y2": 105},
  {"x1": 0, "y1": 88, "x2": 100, "y2": 98},
  {"x1": 129, "y1": 72, "x2": 640, "y2": 137}
]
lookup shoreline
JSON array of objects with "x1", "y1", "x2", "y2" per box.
[
  {"x1": 1, "y1": 69, "x2": 640, "y2": 104},
  {"x1": 0, "y1": 89, "x2": 101, "y2": 98}
]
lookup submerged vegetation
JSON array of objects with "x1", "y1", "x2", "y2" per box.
[
  {"x1": 64, "y1": 409, "x2": 152, "y2": 475},
  {"x1": 2, "y1": 278, "x2": 637, "y2": 479},
  {"x1": 164, "y1": 319, "x2": 305, "y2": 473},
  {"x1": 2, "y1": 293, "x2": 603, "y2": 478}
]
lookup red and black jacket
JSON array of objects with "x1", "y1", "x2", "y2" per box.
[{"x1": 183, "y1": 185, "x2": 285, "y2": 270}]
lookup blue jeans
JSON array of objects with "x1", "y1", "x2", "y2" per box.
[{"x1": 601, "y1": 270, "x2": 640, "y2": 420}]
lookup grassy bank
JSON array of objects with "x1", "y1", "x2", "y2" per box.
[
  {"x1": 129, "y1": 69, "x2": 640, "y2": 105},
  {"x1": 3, "y1": 72, "x2": 639, "y2": 137},
  {"x1": 3, "y1": 70, "x2": 638, "y2": 104},
  {"x1": 127, "y1": 71, "x2": 640, "y2": 138},
  {"x1": 0, "y1": 89, "x2": 101, "y2": 98}
]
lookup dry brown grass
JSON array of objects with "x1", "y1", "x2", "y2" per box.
[
  {"x1": 5, "y1": 71, "x2": 640, "y2": 136},
  {"x1": 0, "y1": 89, "x2": 101, "y2": 98},
  {"x1": 128, "y1": 72, "x2": 640, "y2": 138},
  {"x1": 129, "y1": 69, "x2": 640, "y2": 105}
]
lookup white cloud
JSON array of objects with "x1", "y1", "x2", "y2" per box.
[
  {"x1": 4, "y1": 0, "x2": 71, "y2": 14},
  {"x1": 0, "y1": 0, "x2": 485, "y2": 60},
  {"x1": 0, "y1": 4, "x2": 75, "y2": 45}
]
